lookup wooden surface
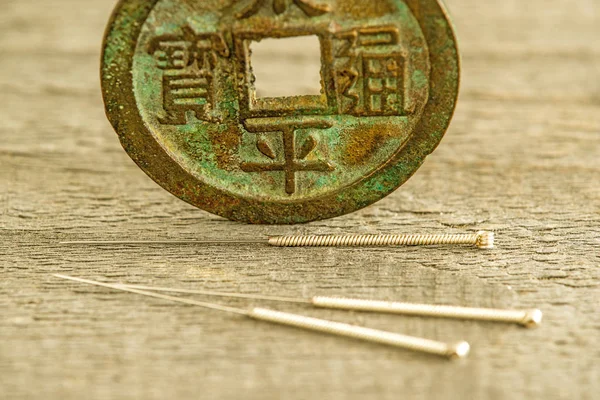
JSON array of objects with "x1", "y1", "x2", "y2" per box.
[{"x1": 1, "y1": 0, "x2": 599, "y2": 399}]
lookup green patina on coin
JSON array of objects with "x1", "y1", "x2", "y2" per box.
[{"x1": 102, "y1": 0, "x2": 460, "y2": 224}]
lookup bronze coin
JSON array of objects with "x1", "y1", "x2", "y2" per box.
[{"x1": 102, "y1": 0, "x2": 460, "y2": 224}]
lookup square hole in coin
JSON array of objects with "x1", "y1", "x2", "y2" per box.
[{"x1": 250, "y1": 35, "x2": 323, "y2": 98}]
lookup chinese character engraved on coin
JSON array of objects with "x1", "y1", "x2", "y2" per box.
[
  {"x1": 147, "y1": 26, "x2": 230, "y2": 124},
  {"x1": 102, "y1": 0, "x2": 460, "y2": 224}
]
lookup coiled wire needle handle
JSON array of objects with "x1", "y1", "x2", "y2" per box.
[
  {"x1": 54, "y1": 275, "x2": 469, "y2": 360},
  {"x1": 269, "y1": 231, "x2": 494, "y2": 249}
]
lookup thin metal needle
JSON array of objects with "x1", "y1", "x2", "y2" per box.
[
  {"x1": 116, "y1": 284, "x2": 541, "y2": 328},
  {"x1": 59, "y1": 231, "x2": 494, "y2": 249},
  {"x1": 54, "y1": 274, "x2": 469, "y2": 359}
]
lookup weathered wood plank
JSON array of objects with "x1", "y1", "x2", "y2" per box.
[{"x1": 1, "y1": 0, "x2": 599, "y2": 399}]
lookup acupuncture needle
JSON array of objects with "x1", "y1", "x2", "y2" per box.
[
  {"x1": 115, "y1": 283, "x2": 542, "y2": 328},
  {"x1": 54, "y1": 274, "x2": 470, "y2": 359},
  {"x1": 60, "y1": 231, "x2": 494, "y2": 249}
]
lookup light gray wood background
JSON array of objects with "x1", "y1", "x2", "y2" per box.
[{"x1": 1, "y1": 0, "x2": 599, "y2": 399}]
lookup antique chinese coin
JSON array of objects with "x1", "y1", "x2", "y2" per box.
[{"x1": 102, "y1": 0, "x2": 460, "y2": 224}]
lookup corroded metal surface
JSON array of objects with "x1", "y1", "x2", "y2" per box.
[{"x1": 101, "y1": 0, "x2": 460, "y2": 224}]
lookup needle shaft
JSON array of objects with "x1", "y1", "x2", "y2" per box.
[
  {"x1": 59, "y1": 240, "x2": 265, "y2": 246},
  {"x1": 53, "y1": 275, "x2": 248, "y2": 315},
  {"x1": 117, "y1": 284, "x2": 309, "y2": 304}
]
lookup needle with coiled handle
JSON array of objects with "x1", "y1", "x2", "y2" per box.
[{"x1": 61, "y1": 231, "x2": 495, "y2": 249}]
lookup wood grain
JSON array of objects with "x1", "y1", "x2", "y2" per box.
[{"x1": 1, "y1": 0, "x2": 599, "y2": 399}]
